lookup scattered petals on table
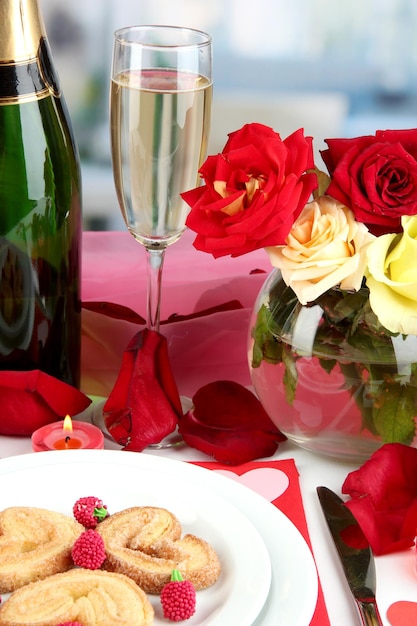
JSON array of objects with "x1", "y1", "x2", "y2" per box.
[
  {"x1": 179, "y1": 380, "x2": 286, "y2": 465},
  {"x1": 0, "y1": 370, "x2": 91, "y2": 436},
  {"x1": 342, "y1": 443, "x2": 417, "y2": 555},
  {"x1": 103, "y1": 329, "x2": 182, "y2": 450}
]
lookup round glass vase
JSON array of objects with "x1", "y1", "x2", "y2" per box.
[{"x1": 248, "y1": 269, "x2": 417, "y2": 462}]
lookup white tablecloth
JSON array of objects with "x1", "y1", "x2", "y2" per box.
[{"x1": 1, "y1": 230, "x2": 415, "y2": 625}]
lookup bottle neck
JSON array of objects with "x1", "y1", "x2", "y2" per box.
[
  {"x1": 0, "y1": 0, "x2": 45, "y2": 63},
  {"x1": 0, "y1": 0, "x2": 60, "y2": 104}
]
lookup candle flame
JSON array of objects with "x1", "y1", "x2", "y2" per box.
[{"x1": 63, "y1": 415, "x2": 73, "y2": 434}]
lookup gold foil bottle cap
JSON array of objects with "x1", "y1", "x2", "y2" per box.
[{"x1": 0, "y1": 0, "x2": 44, "y2": 63}]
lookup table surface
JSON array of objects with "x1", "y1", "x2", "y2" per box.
[{"x1": 1, "y1": 230, "x2": 415, "y2": 626}]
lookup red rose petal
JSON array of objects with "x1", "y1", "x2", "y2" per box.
[
  {"x1": 82, "y1": 301, "x2": 145, "y2": 325},
  {"x1": 178, "y1": 380, "x2": 285, "y2": 465},
  {"x1": 180, "y1": 424, "x2": 280, "y2": 465},
  {"x1": 191, "y1": 380, "x2": 279, "y2": 431},
  {"x1": 343, "y1": 497, "x2": 414, "y2": 555},
  {"x1": 342, "y1": 443, "x2": 417, "y2": 555},
  {"x1": 104, "y1": 329, "x2": 182, "y2": 450},
  {"x1": 0, "y1": 370, "x2": 92, "y2": 436}
]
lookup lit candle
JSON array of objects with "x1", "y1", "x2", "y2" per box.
[{"x1": 31, "y1": 415, "x2": 104, "y2": 452}]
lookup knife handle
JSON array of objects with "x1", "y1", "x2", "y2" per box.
[{"x1": 356, "y1": 599, "x2": 384, "y2": 626}]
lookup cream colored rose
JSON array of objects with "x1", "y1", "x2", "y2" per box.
[
  {"x1": 366, "y1": 215, "x2": 417, "y2": 335},
  {"x1": 266, "y1": 195, "x2": 375, "y2": 304}
]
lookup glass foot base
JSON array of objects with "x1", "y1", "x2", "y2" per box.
[{"x1": 147, "y1": 426, "x2": 184, "y2": 449}]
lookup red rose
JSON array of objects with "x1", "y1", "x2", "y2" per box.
[
  {"x1": 342, "y1": 443, "x2": 417, "y2": 555},
  {"x1": 178, "y1": 380, "x2": 286, "y2": 465},
  {"x1": 182, "y1": 123, "x2": 317, "y2": 257},
  {"x1": 321, "y1": 129, "x2": 417, "y2": 235}
]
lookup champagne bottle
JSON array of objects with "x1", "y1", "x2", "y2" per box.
[{"x1": 0, "y1": 0, "x2": 82, "y2": 387}]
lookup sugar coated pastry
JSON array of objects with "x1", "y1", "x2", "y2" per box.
[
  {"x1": 0, "y1": 568, "x2": 154, "y2": 626},
  {"x1": 97, "y1": 506, "x2": 221, "y2": 594},
  {"x1": 0, "y1": 506, "x2": 84, "y2": 593}
]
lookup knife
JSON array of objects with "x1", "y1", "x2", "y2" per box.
[{"x1": 317, "y1": 486, "x2": 384, "y2": 626}]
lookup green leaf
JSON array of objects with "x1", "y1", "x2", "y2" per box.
[
  {"x1": 319, "y1": 358, "x2": 337, "y2": 375},
  {"x1": 251, "y1": 304, "x2": 282, "y2": 368},
  {"x1": 372, "y1": 384, "x2": 417, "y2": 444},
  {"x1": 410, "y1": 362, "x2": 417, "y2": 386},
  {"x1": 251, "y1": 278, "x2": 300, "y2": 368},
  {"x1": 307, "y1": 167, "x2": 331, "y2": 198},
  {"x1": 282, "y1": 344, "x2": 298, "y2": 404}
]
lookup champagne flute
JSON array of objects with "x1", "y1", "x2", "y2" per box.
[{"x1": 110, "y1": 25, "x2": 212, "y2": 331}]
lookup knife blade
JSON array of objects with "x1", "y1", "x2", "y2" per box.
[{"x1": 317, "y1": 486, "x2": 383, "y2": 626}]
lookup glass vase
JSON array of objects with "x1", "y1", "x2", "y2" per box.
[{"x1": 248, "y1": 269, "x2": 417, "y2": 462}]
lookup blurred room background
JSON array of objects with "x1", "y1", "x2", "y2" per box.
[{"x1": 39, "y1": 0, "x2": 417, "y2": 230}]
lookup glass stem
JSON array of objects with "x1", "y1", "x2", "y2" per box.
[{"x1": 146, "y1": 248, "x2": 166, "y2": 332}]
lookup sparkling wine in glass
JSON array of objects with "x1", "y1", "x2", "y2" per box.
[{"x1": 110, "y1": 25, "x2": 212, "y2": 331}]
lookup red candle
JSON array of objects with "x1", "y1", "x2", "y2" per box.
[{"x1": 31, "y1": 415, "x2": 104, "y2": 452}]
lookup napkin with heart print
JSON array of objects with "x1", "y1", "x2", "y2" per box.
[{"x1": 193, "y1": 458, "x2": 330, "y2": 625}]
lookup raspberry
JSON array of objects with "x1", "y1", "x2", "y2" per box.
[
  {"x1": 160, "y1": 570, "x2": 196, "y2": 622},
  {"x1": 71, "y1": 529, "x2": 106, "y2": 569},
  {"x1": 73, "y1": 496, "x2": 108, "y2": 528}
]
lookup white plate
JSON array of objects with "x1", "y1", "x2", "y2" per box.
[
  {"x1": 0, "y1": 450, "x2": 270, "y2": 625},
  {"x1": 0, "y1": 450, "x2": 318, "y2": 625}
]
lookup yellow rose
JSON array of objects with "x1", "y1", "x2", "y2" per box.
[
  {"x1": 266, "y1": 195, "x2": 375, "y2": 304},
  {"x1": 366, "y1": 215, "x2": 417, "y2": 335}
]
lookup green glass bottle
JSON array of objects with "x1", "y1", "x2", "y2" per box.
[{"x1": 0, "y1": 0, "x2": 82, "y2": 387}]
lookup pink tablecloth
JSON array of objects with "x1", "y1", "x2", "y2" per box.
[{"x1": 81, "y1": 229, "x2": 271, "y2": 399}]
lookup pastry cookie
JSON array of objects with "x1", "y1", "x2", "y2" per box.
[
  {"x1": 0, "y1": 568, "x2": 154, "y2": 626},
  {"x1": 97, "y1": 506, "x2": 221, "y2": 593},
  {"x1": 0, "y1": 506, "x2": 83, "y2": 592}
]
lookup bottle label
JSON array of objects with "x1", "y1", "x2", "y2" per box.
[{"x1": 0, "y1": 39, "x2": 60, "y2": 105}]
